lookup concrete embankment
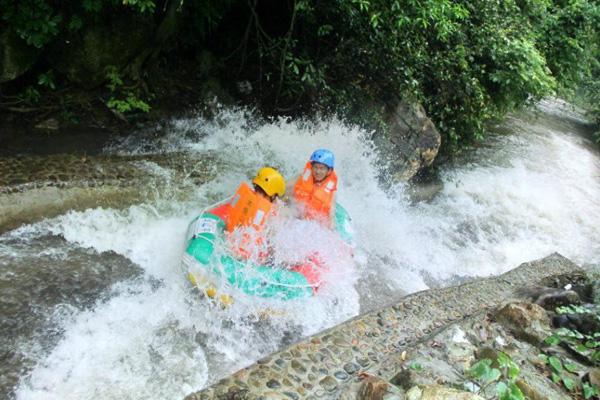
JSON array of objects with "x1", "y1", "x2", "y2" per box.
[
  {"x1": 186, "y1": 253, "x2": 594, "y2": 399},
  {"x1": 0, "y1": 153, "x2": 214, "y2": 232}
]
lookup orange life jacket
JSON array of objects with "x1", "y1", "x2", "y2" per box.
[
  {"x1": 225, "y1": 182, "x2": 273, "y2": 261},
  {"x1": 293, "y1": 162, "x2": 338, "y2": 222},
  {"x1": 225, "y1": 182, "x2": 272, "y2": 233}
]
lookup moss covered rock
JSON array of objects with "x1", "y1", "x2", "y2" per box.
[
  {"x1": 0, "y1": 29, "x2": 41, "y2": 83},
  {"x1": 47, "y1": 14, "x2": 155, "y2": 88}
]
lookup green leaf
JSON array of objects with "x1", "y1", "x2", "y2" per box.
[
  {"x1": 562, "y1": 376, "x2": 576, "y2": 391},
  {"x1": 498, "y1": 381, "x2": 525, "y2": 400},
  {"x1": 585, "y1": 340, "x2": 600, "y2": 348},
  {"x1": 564, "y1": 362, "x2": 578, "y2": 373},
  {"x1": 548, "y1": 356, "x2": 563, "y2": 373},
  {"x1": 577, "y1": 344, "x2": 588, "y2": 353},
  {"x1": 468, "y1": 359, "x2": 501, "y2": 383},
  {"x1": 408, "y1": 362, "x2": 423, "y2": 372},
  {"x1": 83, "y1": 0, "x2": 102, "y2": 12},
  {"x1": 68, "y1": 15, "x2": 83, "y2": 32},
  {"x1": 37, "y1": 71, "x2": 56, "y2": 90},
  {"x1": 583, "y1": 382, "x2": 599, "y2": 399},
  {"x1": 497, "y1": 381, "x2": 508, "y2": 398},
  {"x1": 497, "y1": 352, "x2": 520, "y2": 379},
  {"x1": 551, "y1": 372, "x2": 561, "y2": 384},
  {"x1": 545, "y1": 335, "x2": 561, "y2": 346},
  {"x1": 508, "y1": 382, "x2": 525, "y2": 400}
]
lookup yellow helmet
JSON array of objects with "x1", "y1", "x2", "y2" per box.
[{"x1": 252, "y1": 167, "x2": 286, "y2": 198}]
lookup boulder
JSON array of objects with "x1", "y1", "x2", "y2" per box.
[
  {"x1": 372, "y1": 100, "x2": 441, "y2": 182},
  {"x1": 47, "y1": 14, "x2": 155, "y2": 87},
  {"x1": 0, "y1": 29, "x2": 41, "y2": 83},
  {"x1": 585, "y1": 368, "x2": 600, "y2": 388},
  {"x1": 406, "y1": 385, "x2": 484, "y2": 400},
  {"x1": 516, "y1": 377, "x2": 571, "y2": 400},
  {"x1": 356, "y1": 374, "x2": 404, "y2": 400},
  {"x1": 494, "y1": 302, "x2": 552, "y2": 346}
]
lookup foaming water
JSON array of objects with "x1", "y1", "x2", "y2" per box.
[{"x1": 4, "y1": 99, "x2": 600, "y2": 399}]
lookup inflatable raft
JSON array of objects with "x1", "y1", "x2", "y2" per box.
[{"x1": 182, "y1": 202, "x2": 353, "y2": 304}]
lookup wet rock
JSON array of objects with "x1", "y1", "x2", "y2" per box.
[
  {"x1": 266, "y1": 379, "x2": 281, "y2": 389},
  {"x1": 536, "y1": 289, "x2": 581, "y2": 309},
  {"x1": 494, "y1": 302, "x2": 552, "y2": 346},
  {"x1": 406, "y1": 384, "x2": 484, "y2": 400},
  {"x1": 390, "y1": 368, "x2": 413, "y2": 389},
  {"x1": 0, "y1": 29, "x2": 41, "y2": 83},
  {"x1": 47, "y1": 14, "x2": 154, "y2": 87},
  {"x1": 515, "y1": 378, "x2": 570, "y2": 400},
  {"x1": 344, "y1": 362, "x2": 360, "y2": 375},
  {"x1": 474, "y1": 347, "x2": 498, "y2": 364},
  {"x1": 319, "y1": 376, "x2": 338, "y2": 392},
  {"x1": 552, "y1": 311, "x2": 600, "y2": 335},
  {"x1": 282, "y1": 391, "x2": 299, "y2": 400},
  {"x1": 185, "y1": 254, "x2": 583, "y2": 399},
  {"x1": 34, "y1": 118, "x2": 60, "y2": 131},
  {"x1": 372, "y1": 100, "x2": 441, "y2": 182},
  {"x1": 585, "y1": 368, "x2": 600, "y2": 388},
  {"x1": 443, "y1": 327, "x2": 477, "y2": 369},
  {"x1": 357, "y1": 374, "x2": 404, "y2": 400}
]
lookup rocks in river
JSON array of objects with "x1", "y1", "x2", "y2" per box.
[
  {"x1": 34, "y1": 118, "x2": 60, "y2": 131},
  {"x1": 187, "y1": 254, "x2": 598, "y2": 400},
  {"x1": 371, "y1": 100, "x2": 441, "y2": 183},
  {"x1": 516, "y1": 285, "x2": 582, "y2": 309},
  {"x1": 354, "y1": 373, "x2": 404, "y2": 400},
  {"x1": 0, "y1": 29, "x2": 41, "y2": 83},
  {"x1": 552, "y1": 310, "x2": 600, "y2": 335},
  {"x1": 405, "y1": 384, "x2": 484, "y2": 400},
  {"x1": 494, "y1": 302, "x2": 552, "y2": 346}
]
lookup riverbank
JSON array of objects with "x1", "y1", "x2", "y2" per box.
[{"x1": 186, "y1": 254, "x2": 599, "y2": 399}]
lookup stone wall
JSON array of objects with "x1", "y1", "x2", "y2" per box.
[{"x1": 185, "y1": 254, "x2": 584, "y2": 399}]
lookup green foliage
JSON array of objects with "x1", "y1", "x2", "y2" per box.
[
  {"x1": 496, "y1": 381, "x2": 525, "y2": 400},
  {"x1": 37, "y1": 70, "x2": 56, "y2": 90},
  {"x1": 107, "y1": 95, "x2": 151, "y2": 114},
  {"x1": 19, "y1": 87, "x2": 41, "y2": 105},
  {"x1": 0, "y1": 0, "x2": 158, "y2": 50},
  {"x1": 539, "y1": 305, "x2": 600, "y2": 395},
  {"x1": 556, "y1": 305, "x2": 589, "y2": 314},
  {"x1": 105, "y1": 66, "x2": 124, "y2": 92},
  {"x1": 467, "y1": 352, "x2": 525, "y2": 400},
  {"x1": 1, "y1": 0, "x2": 599, "y2": 150},
  {"x1": 104, "y1": 66, "x2": 150, "y2": 114},
  {"x1": 408, "y1": 362, "x2": 423, "y2": 372},
  {"x1": 584, "y1": 382, "x2": 600, "y2": 399},
  {"x1": 544, "y1": 307, "x2": 600, "y2": 368},
  {"x1": 121, "y1": 0, "x2": 156, "y2": 13},
  {"x1": 232, "y1": 0, "x2": 600, "y2": 150},
  {"x1": 0, "y1": 0, "x2": 62, "y2": 48},
  {"x1": 468, "y1": 359, "x2": 502, "y2": 383}
]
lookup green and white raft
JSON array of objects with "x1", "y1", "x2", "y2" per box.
[{"x1": 182, "y1": 202, "x2": 353, "y2": 305}]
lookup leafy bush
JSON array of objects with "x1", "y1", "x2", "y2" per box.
[
  {"x1": 105, "y1": 66, "x2": 150, "y2": 114},
  {"x1": 467, "y1": 352, "x2": 525, "y2": 400},
  {"x1": 1, "y1": 0, "x2": 599, "y2": 148}
]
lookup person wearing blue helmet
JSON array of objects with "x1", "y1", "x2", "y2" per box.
[{"x1": 291, "y1": 149, "x2": 338, "y2": 225}]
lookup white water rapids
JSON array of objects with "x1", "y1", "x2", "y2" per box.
[{"x1": 1, "y1": 99, "x2": 599, "y2": 399}]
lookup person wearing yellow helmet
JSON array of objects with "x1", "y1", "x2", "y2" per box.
[
  {"x1": 251, "y1": 167, "x2": 286, "y2": 202},
  {"x1": 214, "y1": 167, "x2": 285, "y2": 262}
]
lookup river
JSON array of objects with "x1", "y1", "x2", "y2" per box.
[{"x1": 1, "y1": 98, "x2": 599, "y2": 399}]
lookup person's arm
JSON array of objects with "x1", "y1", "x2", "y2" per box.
[
  {"x1": 329, "y1": 191, "x2": 337, "y2": 228},
  {"x1": 284, "y1": 175, "x2": 299, "y2": 203}
]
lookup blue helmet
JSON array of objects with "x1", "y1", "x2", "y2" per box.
[{"x1": 309, "y1": 149, "x2": 335, "y2": 169}]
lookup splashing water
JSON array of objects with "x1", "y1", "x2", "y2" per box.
[{"x1": 2, "y1": 99, "x2": 599, "y2": 399}]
